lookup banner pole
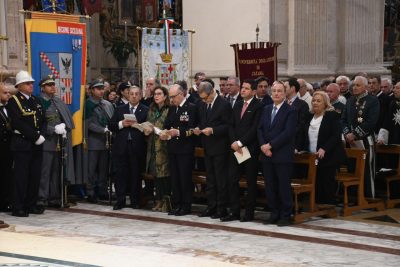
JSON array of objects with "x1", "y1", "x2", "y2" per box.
[
  {"x1": 18, "y1": 9, "x2": 90, "y2": 20},
  {"x1": 189, "y1": 29, "x2": 195, "y2": 87},
  {"x1": 136, "y1": 27, "x2": 142, "y2": 87}
]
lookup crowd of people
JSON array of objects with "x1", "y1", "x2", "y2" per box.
[{"x1": 1, "y1": 69, "x2": 399, "y2": 226}]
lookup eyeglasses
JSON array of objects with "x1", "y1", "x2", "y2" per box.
[
  {"x1": 169, "y1": 92, "x2": 182, "y2": 99},
  {"x1": 46, "y1": 83, "x2": 56, "y2": 87},
  {"x1": 154, "y1": 92, "x2": 164, "y2": 96}
]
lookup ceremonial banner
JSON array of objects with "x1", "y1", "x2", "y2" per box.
[
  {"x1": 25, "y1": 12, "x2": 87, "y2": 146},
  {"x1": 41, "y1": 0, "x2": 67, "y2": 12},
  {"x1": 141, "y1": 28, "x2": 189, "y2": 88},
  {"x1": 231, "y1": 42, "x2": 281, "y2": 83}
]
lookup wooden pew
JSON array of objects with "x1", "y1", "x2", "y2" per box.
[
  {"x1": 336, "y1": 148, "x2": 385, "y2": 216},
  {"x1": 291, "y1": 153, "x2": 337, "y2": 223},
  {"x1": 375, "y1": 144, "x2": 400, "y2": 209},
  {"x1": 192, "y1": 147, "x2": 207, "y2": 196}
]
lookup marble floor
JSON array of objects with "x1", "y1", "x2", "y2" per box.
[{"x1": 0, "y1": 203, "x2": 399, "y2": 267}]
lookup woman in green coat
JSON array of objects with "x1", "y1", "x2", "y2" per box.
[{"x1": 144, "y1": 86, "x2": 171, "y2": 212}]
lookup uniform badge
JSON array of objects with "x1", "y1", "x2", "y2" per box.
[
  {"x1": 357, "y1": 117, "x2": 363, "y2": 123},
  {"x1": 180, "y1": 111, "x2": 189, "y2": 122}
]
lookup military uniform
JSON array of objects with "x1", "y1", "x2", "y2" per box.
[
  {"x1": 332, "y1": 100, "x2": 345, "y2": 115},
  {"x1": 342, "y1": 92, "x2": 379, "y2": 197},
  {"x1": 7, "y1": 92, "x2": 45, "y2": 215},
  {"x1": 0, "y1": 104, "x2": 12, "y2": 211},
  {"x1": 37, "y1": 88, "x2": 74, "y2": 206},
  {"x1": 84, "y1": 96, "x2": 114, "y2": 200},
  {"x1": 164, "y1": 99, "x2": 197, "y2": 214}
]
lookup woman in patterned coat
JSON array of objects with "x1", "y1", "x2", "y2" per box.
[{"x1": 144, "y1": 86, "x2": 171, "y2": 212}]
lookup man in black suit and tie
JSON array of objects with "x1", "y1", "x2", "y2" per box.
[
  {"x1": 109, "y1": 86, "x2": 148, "y2": 210},
  {"x1": 226, "y1": 76, "x2": 242, "y2": 108},
  {"x1": 258, "y1": 81, "x2": 297, "y2": 226},
  {"x1": 0, "y1": 83, "x2": 12, "y2": 212},
  {"x1": 255, "y1": 76, "x2": 273, "y2": 107},
  {"x1": 284, "y1": 78, "x2": 309, "y2": 151},
  {"x1": 222, "y1": 79, "x2": 263, "y2": 222},
  {"x1": 7, "y1": 71, "x2": 46, "y2": 217},
  {"x1": 194, "y1": 81, "x2": 232, "y2": 218},
  {"x1": 162, "y1": 84, "x2": 197, "y2": 216}
]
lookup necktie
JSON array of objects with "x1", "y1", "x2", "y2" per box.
[
  {"x1": 176, "y1": 106, "x2": 179, "y2": 114},
  {"x1": 240, "y1": 101, "x2": 248, "y2": 119},
  {"x1": 206, "y1": 104, "x2": 211, "y2": 119},
  {"x1": 229, "y1": 97, "x2": 234, "y2": 107},
  {"x1": 128, "y1": 106, "x2": 135, "y2": 140},
  {"x1": 271, "y1": 106, "x2": 277, "y2": 123}
]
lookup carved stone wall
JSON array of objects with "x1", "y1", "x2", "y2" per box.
[{"x1": 0, "y1": 0, "x2": 25, "y2": 81}]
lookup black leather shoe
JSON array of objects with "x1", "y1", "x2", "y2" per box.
[
  {"x1": 113, "y1": 202, "x2": 125, "y2": 210},
  {"x1": 198, "y1": 208, "x2": 216, "y2": 217},
  {"x1": 211, "y1": 210, "x2": 227, "y2": 219},
  {"x1": 12, "y1": 210, "x2": 29, "y2": 217},
  {"x1": 264, "y1": 216, "x2": 279, "y2": 225},
  {"x1": 87, "y1": 196, "x2": 98, "y2": 204},
  {"x1": 240, "y1": 215, "x2": 254, "y2": 222},
  {"x1": 28, "y1": 206, "x2": 45, "y2": 214},
  {"x1": 168, "y1": 208, "x2": 180, "y2": 215},
  {"x1": 277, "y1": 218, "x2": 292, "y2": 227},
  {"x1": 0, "y1": 204, "x2": 12, "y2": 212},
  {"x1": 130, "y1": 203, "x2": 140, "y2": 209},
  {"x1": 175, "y1": 209, "x2": 191, "y2": 216},
  {"x1": 220, "y1": 214, "x2": 240, "y2": 222}
]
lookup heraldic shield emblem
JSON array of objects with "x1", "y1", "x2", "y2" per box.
[{"x1": 40, "y1": 51, "x2": 73, "y2": 104}]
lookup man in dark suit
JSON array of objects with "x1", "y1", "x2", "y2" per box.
[
  {"x1": 222, "y1": 79, "x2": 263, "y2": 222},
  {"x1": 162, "y1": 84, "x2": 197, "y2": 216},
  {"x1": 258, "y1": 81, "x2": 297, "y2": 226},
  {"x1": 194, "y1": 81, "x2": 232, "y2": 218},
  {"x1": 285, "y1": 78, "x2": 309, "y2": 151},
  {"x1": 255, "y1": 76, "x2": 273, "y2": 107},
  {"x1": 175, "y1": 80, "x2": 199, "y2": 104},
  {"x1": 226, "y1": 76, "x2": 242, "y2": 108},
  {"x1": 109, "y1": 86, "x2": 148, "y2": 210},
  {"x1": 326, "y1": 83, "x2": 345, "y2": 115},
  {"x1": 141, "y1": 77, "x2": 160, "y2": 107},
  {"x1": 368, "y1": 76, "x2": 391, "y2": 134},
  {"x1": 7, "y1": 71, "x2": 46, "y2": 217},
  {"x1": 0, "y1": 82, "x2": 12, "y2": 212}
]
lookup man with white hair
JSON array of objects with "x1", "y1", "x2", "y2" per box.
[
  {"x1": 336, "y1": 75, "x2": 352, "y2": 100},
  {"x1": 326, "y1": 83, "x2": 345, "y2": 115},
  {"x1": 342, "y1": 76, "x2": 379, "y2": 198},
  {"x1": 7, "y1": 70, "x2": 46, "y2": 217},
  {"x1": 297, "y1": 79, "x2": 312, "y2": 110},
  {"x1": 381, "y1": 78, "x2": 393, "y2": 97}
]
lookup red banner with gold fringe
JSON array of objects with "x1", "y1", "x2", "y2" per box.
[{"x1": 231, "y1": 42, "x2": 281, "y2": 82}]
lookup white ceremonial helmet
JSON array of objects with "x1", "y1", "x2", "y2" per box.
[{"x1": 15, "y1": 70, "x2": 35, "y2": 87}]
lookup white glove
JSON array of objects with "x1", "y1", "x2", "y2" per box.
[
  {"x1": 54, "y1": 123, "x2": 66, "y2": 135},
  {"x1": 104, "y1": 127, "x2": 110, "y2": 133},
  {"x1": 35, "y1": 135, "x2": 45, "y2": 145}
]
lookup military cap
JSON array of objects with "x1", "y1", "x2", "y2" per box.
[
  {"x1": 39, "y1": 75, "x2": 56, "y2": 87},
  {"x1": 118, "y1": 81, "x2": 131, "y2": 92},
  {"x1": 90, "y1": 79, "x2": 104, "y2": 89}
]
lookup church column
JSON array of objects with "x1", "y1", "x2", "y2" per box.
[{"x1": 337, "y1": 0, "x2": 388, "y2": 75}]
